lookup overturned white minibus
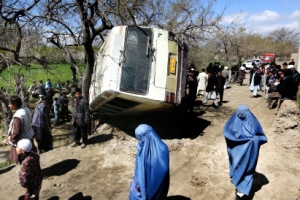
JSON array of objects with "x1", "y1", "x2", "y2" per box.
[{"x1": 89, "y1": 26, "x2": 188, "y2": 116}]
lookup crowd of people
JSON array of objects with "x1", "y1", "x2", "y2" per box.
[
  {"x1": 185, "y1": 62, "x2": 229, "y2": 112},
  {"x1": 4, "y1": 75, "x2": 90, "y2": 151},
  {"x1": 0, "y1": 60, "x2": 299, "y2": 199},
  {"x1": 3, "y1": 87, "x2": 90, "y2": 199},
  {"x1": 184, "y1": 60, "x2": 299, "y2": 113},
  {"x1": 2, "y1": 69, "x2": 90, "y2": 199},
  {"x1": 248, "y1": 60, "x2": 299, "y2": 110},
  {"x1": 131, "y1": 59, "x2": 299, "y2": 199}
]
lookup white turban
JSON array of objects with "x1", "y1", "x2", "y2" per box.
[
  {"x1": 224, "y1": 66, "x2": 228, "y2": 70},
  {"x1": 17, "y1": 139, "x2": 32, "y2": 152},
  {"x1": 287, "y1": 65, "x2": 294, "y2": 69}
]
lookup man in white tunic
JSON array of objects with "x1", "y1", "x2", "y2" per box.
[
  {"x1": 197, "y1": 68, "x2": 208, "y2": 96},
  {"x1": 249, "y1": 66, "x2": 261, "y2": 98},
  {"x1": 222, "y1": 66, "x2": 229, "y2": 89}
]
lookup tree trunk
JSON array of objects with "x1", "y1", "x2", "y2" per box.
[
  {"x1": 65, "y1": 49, "x2": 83, "y2": 85},
  {"x1": 0, "y1": 93, "x2": 12, "y2": 134},
  {"x1": 82, "y1": 42, "x2": 95, "y2": 101}
]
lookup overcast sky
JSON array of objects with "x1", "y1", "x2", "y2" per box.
[{"x1": 215, "y1": 0, "x2": 300, "y2": 34}]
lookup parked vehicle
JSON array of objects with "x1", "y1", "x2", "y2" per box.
[
  {"x1": 89, "y1": 26, "x2": 189, "y2": 116},
  {"x1": 244, "y1": 59, "x2": 261, "y2": 70},
  {"x1": 244, "y1": 60, "x2": 253, "y2": 69},
  {"x1": 261, "y1": 54, "x2": 276, "y2": 63},
  {"x1": 253, "y1": 59, "x2": 261, "y2": 66}
]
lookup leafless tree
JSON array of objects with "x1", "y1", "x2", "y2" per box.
[
  {"x1": 268, "y1": 27, "x2": 300, "y2": 47},
  {"x1": 0, "y1": 0, "x2": 229, "y2": 99},
  {"x1": 207, "y1": 24, "x2": 300, "y2": 67},
  {"x1": 0, "y1": 91, "x2": 12, "y2": 134},
  {"x1": 0, "y1": 0, "x2": 41, "y2": 65}
]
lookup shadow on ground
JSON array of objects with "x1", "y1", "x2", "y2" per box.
[
  {"x1": 106, "y1": 109, "x2": 211, "y2": 140},
  {"x1": 22, "y1": 192, "x2": 92, "y2": 200},
  {"x1": 242, "y1": 172, "x2": 269, "y2": 200},
  {"x1": 167, "y1": 195, "x2": 191, "y2": 200},
  {"x1": 88, "y1": 133, "x2": 113, "y2": 145},
  {"x1": 69, "y1": 192, "x2": 92, "y2": 200},
  {"x1": 46, "y1": 196, "x2": 59, "y2": 200},
  {"x1": 0, "y1": 164, "x2": 15, "y2": 175},
  {"x1": 222, "y1": 100, "x2": 229, "y2": 104},
  {"x1": 42, "y1": 159, "x2": 80, "y2": 178}
]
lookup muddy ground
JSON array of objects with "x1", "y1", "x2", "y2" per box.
[{"x1": 0, "y1": 74, "x2": 299, "y2": 200}]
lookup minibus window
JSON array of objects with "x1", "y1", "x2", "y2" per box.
[{"x1": 120, "y1": 27, "x2": 153, "y2": 94}]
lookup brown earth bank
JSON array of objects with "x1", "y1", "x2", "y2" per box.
[{"x1": 0, "y1": 74, "x2": 299, "y2": 200}]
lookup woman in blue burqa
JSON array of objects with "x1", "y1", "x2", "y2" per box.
[
  {"x1": 223, "y1": 105, "x2": 267, "y2": 199},
  {"x1": 129, "y1": 124, "x2": 170, "y2": 200}
]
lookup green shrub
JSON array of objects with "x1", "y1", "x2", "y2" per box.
[
  {"x1": 0, "y1": 63, "x2": 85, "y2": 93},
  {"x1": 0, "y1": 161, "x2": 13, "y2": 169}
]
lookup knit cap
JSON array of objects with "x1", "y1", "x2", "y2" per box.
[{"x1": 17, "y1": 139, "x2": 32, "y2": 152}]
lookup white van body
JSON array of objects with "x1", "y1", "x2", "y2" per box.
[{"x1": 89, "y1": 26, "x2": 188, "y2": 116}]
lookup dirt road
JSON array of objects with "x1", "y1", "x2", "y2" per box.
[{"x1": 0, "y1": 74, "x2": 299, "y2": 200}]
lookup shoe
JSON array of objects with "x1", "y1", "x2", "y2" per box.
[
  {"x1": 213, "y1": 102, "x2": 219, "y2": 108},
  {"x1": 71, "y1": 143, "x2": 80, "y2": 147},
  {"x1": 81, "y1": 143, "x2": 86, "y2": 148}
]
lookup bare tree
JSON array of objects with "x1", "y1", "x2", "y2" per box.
[
  {"x1": 268, "y1": 27, "x2": 300, "y2": 47},
  {"x1": 206, "y1": 23, "x2": 300, "y2": 67},
  {"x1": 0, "y1": 92, "x2": 12, "y2": 134},
  {"x1": 0, "y1": 0, "x2": 41, "y2": 65},
  {"x1": 28, "y1": 0, "x2": 228, "y2": 98},
  {"x1": 0, "y1": 0, "x2": 229, "y2": 99}
]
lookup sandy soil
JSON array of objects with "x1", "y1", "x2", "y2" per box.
[{"x1": 0, "y1": 74, "x2": 299, "y2": 200}]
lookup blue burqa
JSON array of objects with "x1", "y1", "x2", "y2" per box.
[
  {"x1": 223, "y1": 105, "x2": 267, "y2": 195},
  {"x1": 129, "y1": 124, "x2": 170, "y2": 200}
]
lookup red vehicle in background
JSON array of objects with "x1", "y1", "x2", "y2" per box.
[{"x1": 261, "y1": 53, "x2": 276, "y2": 63}]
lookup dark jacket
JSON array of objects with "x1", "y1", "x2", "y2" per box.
[
  {"x1": 36, "y1": 84, "x2": 46, "y2": 96},
  {"x1": 267, "y1": 81, "x2": 280, "y2": 98},
  {"x1": 32, "y1": 102, "x2": 51, "y2": 129},
  {"x1": 71, "y1": 97, "x2": 90, "y2": 126},
  {"x1": 206, "y1": 75, "x2": 217, "y2": 92},
  {"x1": 186, "y1": 74, "x2": 198, "y2": 98},
  {"x1": 216, "y1": 76, "x2": 226, "y2": 92},
  {"x1": 60, "y1": 96, "x2": 69, "y2": 110},
  {"x1": 231, "y1": 65, "x2": 239, "y2": 74},
  {"x1": 253, "y1": 71, "x2": 261, "y2": 86},
  {"x1": 277, "y1": 76, "x2": 298, "y2": 99},
  {"x1": 292, "y1": 69, "x2": 300, "y2": 84},
  {"x1": 46, "y1": 90, "x2": 54, "y2": 104},
  {"x1": 249, "y1": 69, "x2": 255, "y2": 83}
]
